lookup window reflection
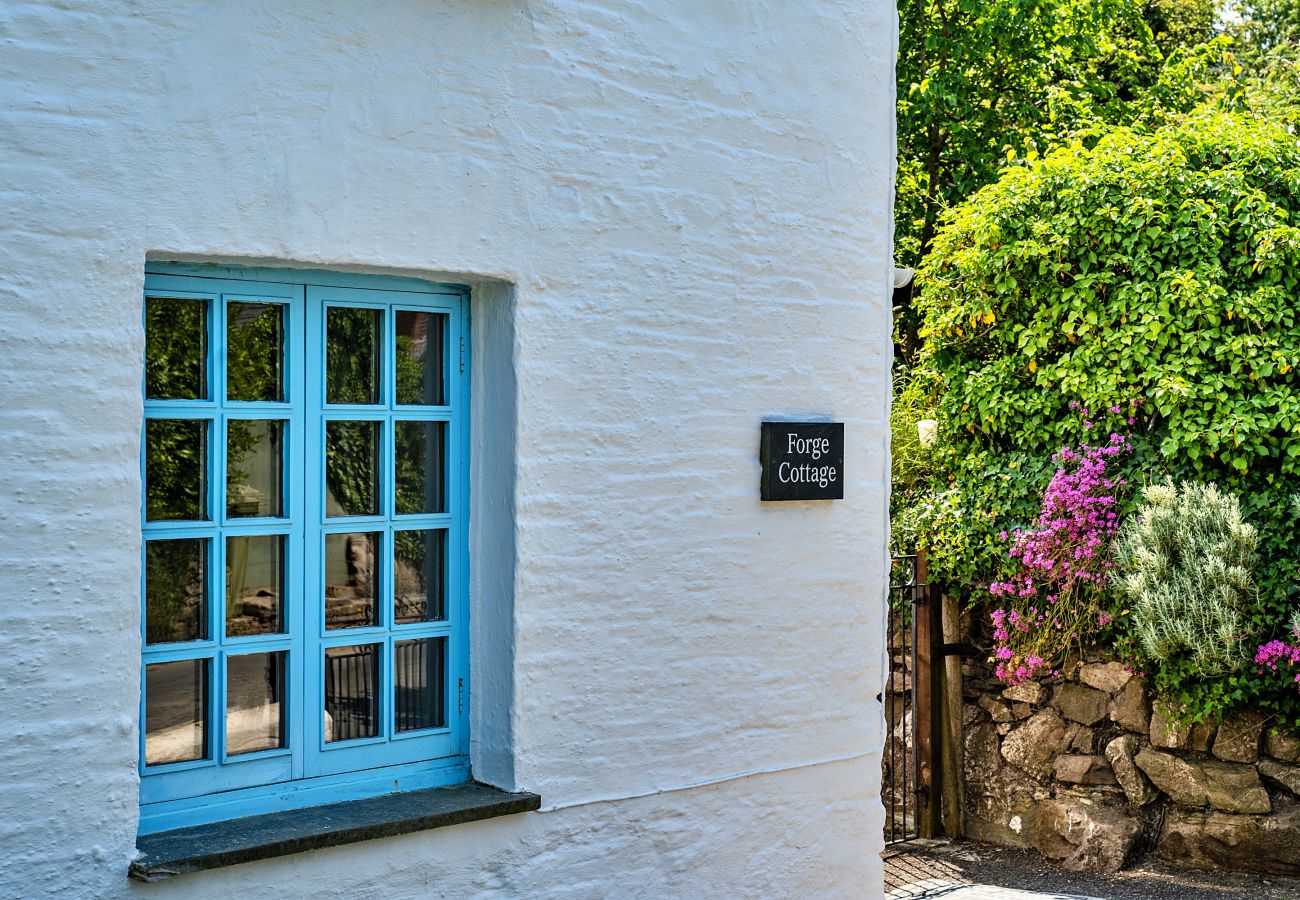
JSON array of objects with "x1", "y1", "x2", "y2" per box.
[
  {"x1": 324, "y1": 644, "x2": 379, "y2": 742},
  {"x1": 326, "y1": 308, "x2": 381, "y2": 405},
  {"x1": 145, "y1": 659, "x2": 208, "y2": 765},
  {"x1": 146, "y1": 538, "x2": 208, "y2": 644},
  {"x1": 146, "y1": 297, "x2": 207, "y2": 400},
  {"x1": 226, "y1": 652, "x2": 285, "y2": 755},
  {"x1": 146, "y1": 418, "x2": 208, "y2": 521},
  {"x1": 227, "y1": 302, "x2": 283, "y2": 402}
]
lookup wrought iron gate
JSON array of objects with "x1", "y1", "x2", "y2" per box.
[{"x1": 884, "y1": 553, "x2": 927, "y2": 845}]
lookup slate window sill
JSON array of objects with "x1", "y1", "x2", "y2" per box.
[{"x1": 130, "y1": 783, "x2": 541, "y2": 882}]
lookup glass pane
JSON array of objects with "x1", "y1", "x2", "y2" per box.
[
  {"x1": 394, "y1": 421, "x2": 445, "y2": 515},
  {"x1": 227, "y1": 302, "x2": 284, "y2": 402},
  {"x1": 326, "y1": 421, "x2": 380, "y2": 517},
  {"x1": 326, "y1": 307, "x2": 382, "y2": 405},
  {"x1": 145, "y1": 418, "x2": 208, "y2": 521},
  {"x1": 227, "y1": 419, "x2": 283, "y2": 518},
  {"x1": 145, "y1": 296, "x2": 207, "y2": 400},
  {"x1": 225, "y1": 535, "x2": 284, "y2": 636},
  {"x1": 145, "y1": 538, "x2": 208, "y2": 644},
  {"x1": 395, "y1": 638, "x2": 446, "y2": 732},
  {"x1": 226, "y1": 652, "x2": 286, "y2": 755},
  {"x1": 396, "y1": 311, "x2": 445, "y2": 406},
  {"x1": 325, "y1": 532, "x2": 379, "y2": 629},
  {"x1": 145, "y1": 659, "x2": 208, "y2": 765},
  {"x1": 324, "y1": 644, "x2": 379, "y2": 742},
  {"x1": 394, "y1": 530, "x2": 446, "y2": 624}
]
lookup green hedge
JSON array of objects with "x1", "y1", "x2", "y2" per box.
[{"x1": 911, "y1": 109, "x2": 1300, "y2": 725}]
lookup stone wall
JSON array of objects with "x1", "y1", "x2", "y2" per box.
[{"x1": 965, "y1": 656, "x2": 1300, "y2": 875}]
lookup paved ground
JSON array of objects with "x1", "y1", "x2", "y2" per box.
[{"x1": 885, "y1": 840, "x2": 1300, "y2": 899}]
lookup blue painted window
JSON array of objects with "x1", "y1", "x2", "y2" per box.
[{"x1": 139, "y1": 266, "x2": 469, "y2": 833}]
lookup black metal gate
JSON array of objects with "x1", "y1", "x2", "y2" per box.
[{"x1": 884, "y1": 553, "x2": 926, "y2": 846}]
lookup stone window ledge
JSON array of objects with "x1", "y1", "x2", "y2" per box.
[{"x1": 130, "y1": 783, "x2": 541, "y2": 882}]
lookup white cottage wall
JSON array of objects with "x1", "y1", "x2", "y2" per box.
[{"x1": 0, "y1": 1, "x2": 895, "y2": 897}]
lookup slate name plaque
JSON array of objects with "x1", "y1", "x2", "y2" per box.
[{"x1": 760, "y1": 421, "x2": 844, "y2": 501}]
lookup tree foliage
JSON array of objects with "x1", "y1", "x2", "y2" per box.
[{"x1": 896, "y1": 0, "x2": 1223, "y2": 265}]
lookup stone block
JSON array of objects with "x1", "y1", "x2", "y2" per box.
[
  {"x1": 1135, "y1": 747, "x2": 1207, "y2": 807},
  {"x1": 1002, "y1": 709, "x2": 1068, "y2": 778},
  {"x1": 1259, "y1": 759, "x2": 1300, "y2": 797},
  {"x1": 1105, "y1": 735, "x2": 1157, "y2": 809},
  {"x1": 1202, "y1": 760, "x2": 1271, "y2": 814},
  {"x1": 965, "y1": 721, "x2": 1042, "y2": 849},
  {"x1": 1150, "y1": 701, "x2": 1191, "y2": 749},
  {"x1": 1053, "y1": 754, "x2": 1117, "y2": 786},
  {"x1": 1189, "y1": 720, "x2": 1217, "y2": 753},
  {"x1": 1035, "y1": 797, "x2": 1141, "y2": 873},
  {"x1": 1265, "y1": 727, "x2": 1300, "y2": 763},
  {"x1": 1012, "y1": 702, "x2": 1033, "y2": 719},
  {"x1": 1213, "y1": 711, "x2": 1267, "y2": 764},
  {"x1": 1056, "y1": 684, "x2": 1109, "y2": 726},
  {"x1": 978, "y1": 693, "x2": 1013, "y2": 723},
  {"x1": 1069, "y1": 725, "x2": 1094, "y2": 753},
  {"x1": 1004, "y1": 682, "x2": 1050, "y2": 706},
  {"x1": 1109, "y1": 678, "x2": 1150, "y2": 734},
  {"x1": 1079, "y1": 662, "x2": 1133, "y2": 694},
  {"x1": 1158, "y1": 802, "x2": 1300, "y2": 876}
]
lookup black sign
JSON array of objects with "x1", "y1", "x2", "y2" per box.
[{"x1": 760, "y1": 421, "x2": 844, "y2": 501}]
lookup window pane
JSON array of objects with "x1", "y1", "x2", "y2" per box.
[
  {"x1": 325, "y1": 532, "x2": 379, "y2": 629},
  {"x1": 395, "y1": 638, "x2": 446, "y2": 732},
  {"x1": 396, "y1": 311, "x2": 445, "y2": 406},
  {"x1": 326, "y1": 421, "x2": 380, "y2": 517},
  {"x1": 145, "y1": 659, "x2": 208, "y2": 765},
  {"x1": 225, "y1": 535, "x2": 283, "y2": 636},
  {"x1": 227, "y1": 419, "x2": 283, "y2": 518},
  {"x1": 146, "y1": 296, "x2": 207, "y2": 400},
  {"x1": 145, "y1": 538, "x2": 208, "y2": 644},
  {"x1": 326, "y1": 307, "x2": 382, "y2": 405},
  {"x1": 227, "y1": 652, "x2": 286, "y2": 756},
  {"x1": 394, "y1": 529, "x2": 445, "y2": 624},
  {"x1": 394, "y1": 421, "x2": 445, "y2": 515},
  {"x1": 226, "y1": 302, "x2": 283, "y2": 402},
  {"x1": 324, "y1": 644, "x2": 379, "y2": 742},
  {"x1": 146, "y1": 418, "x2": 208, "y2": 521}
]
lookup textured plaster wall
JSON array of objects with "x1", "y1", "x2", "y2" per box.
[{"x1": 0, "y1": 1, "x2": 896, "y2": 897}]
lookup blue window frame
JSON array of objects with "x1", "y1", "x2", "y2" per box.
[{"x1": 139, "y1": 265, "x2": 469, "y2": 833}]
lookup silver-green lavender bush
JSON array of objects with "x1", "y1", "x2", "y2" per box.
[{"x1": 1116, "y1": 482, "x2": 1257, "y2": 676}]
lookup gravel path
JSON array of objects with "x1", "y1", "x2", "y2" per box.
[{"x1": 885, "y1": 840, "x2": 1300, "y2": 899}]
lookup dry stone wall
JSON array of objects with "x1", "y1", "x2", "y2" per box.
[{"x1": 965, "y1": 656, "x2": 1300, "y2": 875}]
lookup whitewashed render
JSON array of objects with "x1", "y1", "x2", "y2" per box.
[{"x1": 0, "y1": 1, "x2": 896, "y2": 897}]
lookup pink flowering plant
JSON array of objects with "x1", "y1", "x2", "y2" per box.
[
  {"x1": 1256, "y1": 611, "x2": 1300, "y2": 689},
  {"x1": 988, "y1": 403, "x2": 1133, "y2": 684}
]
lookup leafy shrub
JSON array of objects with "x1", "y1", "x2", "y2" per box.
[
  {"x1": 909, "y1": 107, "x2": 1300, "y2": 725},
  {"x1": 1117, "y1": 482, "x2": 1258, "y2": 677}
]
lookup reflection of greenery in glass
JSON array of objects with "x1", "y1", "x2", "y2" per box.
[
  {"x1": 146, "y1": 538, "x2": 207, "y2": 644},
  {"x1": 227, "y1": 302, "x2": 282, "y2": 402},
  {"x1": 227, "y1": 420, "x2": 283, "y2": 517},
  {"x1": 326, "y1": 421, "x2": 379, "y2": 516},
  {"x1": 394, "y1": 529, "x2": 445, "y2": 623},
  {"x1": 395, "y1": 421, "x2": 444, "y2": 514},
  {"x1": 327, "y1": 307, "x2": 381, "y2": 404},
  {"x1": 396, "y1": 311, "x2": 444, "y2": 405},
  {"x1": 146, "y1": 419, "x2": 207, "y2": 520},
  {"x1": 146, "y1": 297, "x2": 207, "y2": 400}
]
